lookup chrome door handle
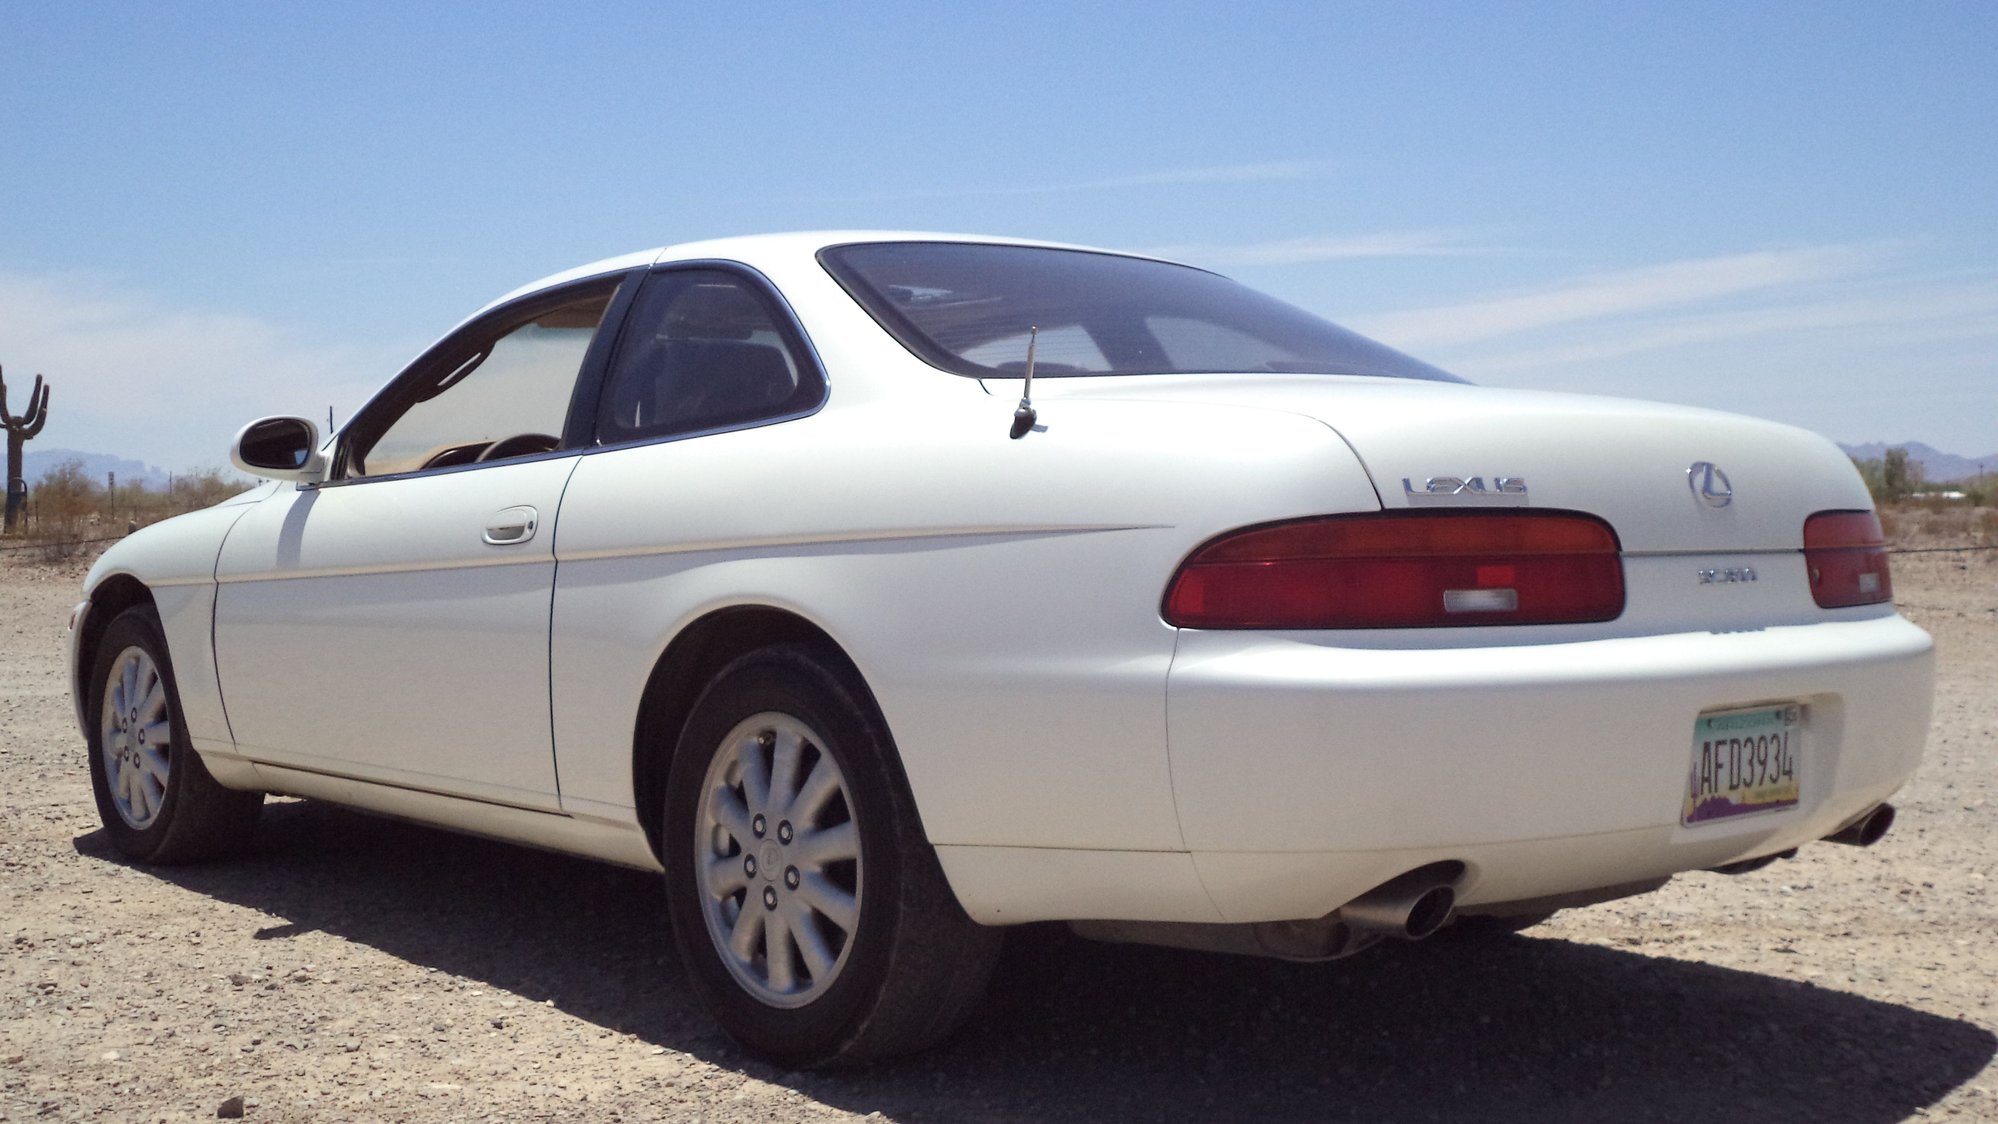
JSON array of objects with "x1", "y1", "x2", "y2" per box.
[{"x1": 483, "y1": 506, "x2": 539, "y2": 545}]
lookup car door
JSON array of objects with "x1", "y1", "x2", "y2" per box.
[
  {"x1": 213, "y1": 272, "x2": 635, "y2": 811},
  {"x1": 541, "y1": 265, "x2": 830, "y2": 819}
]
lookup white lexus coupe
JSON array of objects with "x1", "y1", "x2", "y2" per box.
[{"x1": 70, "y1": 233, "x2": 1933, "y2": 1065}]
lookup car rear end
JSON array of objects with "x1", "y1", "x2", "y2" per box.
[
  {"x1": 1153, "y1": 379, "x2": 1933, "y2": 925},
  {"x1": 807, "y1": 235, "x2": 1933, "y2": 943}
]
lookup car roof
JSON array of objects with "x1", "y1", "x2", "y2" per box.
[{"x1": 482, "y1": 231, "x2": 1170, "y2": 315}]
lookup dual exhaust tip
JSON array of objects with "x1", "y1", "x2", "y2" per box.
[
  {"x1": 1333, "y1": 804, "x2": 1895, "y2": 945},
  {"x1": 1824, "y1": 802, "x2": 1895, "y2": 848},
  {"x1": 1716, "y1": 801, "x2": 1898, "y2": 874}
]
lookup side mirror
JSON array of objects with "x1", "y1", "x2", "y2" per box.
[{"x1": 230, "y1": 416, "x2": 328, "y2": 484}]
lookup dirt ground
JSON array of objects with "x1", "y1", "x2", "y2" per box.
[{"x1": 2, "y1": 542, "x2": 1994, "y2": 1123}]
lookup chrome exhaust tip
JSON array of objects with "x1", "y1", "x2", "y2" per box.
[{"x1": 1824, "y1": 802, "x2": 1895, "y2": 847}]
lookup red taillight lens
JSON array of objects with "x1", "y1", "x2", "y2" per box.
[
  {"x1": 1163, "y1": 511, "x2": 1624, "y2": 629},
  {"x1": 1803, "y1": 510, "x2": 1892, "y2": 608}
]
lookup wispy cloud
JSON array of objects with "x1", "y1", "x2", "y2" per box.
[
  {"x1": 1350, "y1": 244, "x2": 1887, "y2": 349},
  {"x1": 825, "y1": 159, "x2": 1326, "y2": 202},
  {"x1": 0, "y1": 271, "x2": 404, "y2": 470},
  {"x1": 1324, "y1": 240, "x2": 1998, "y2": 452},
  {"x1": 1460, "y1": 275, "x2": 1998, "y2": 376},
  {"x1": 1143, "y1": 229, "x2": 1497, "y2": 267}
]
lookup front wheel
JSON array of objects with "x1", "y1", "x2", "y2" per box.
[
  {"x1": 86, "y1": 606, "x2": 262, "y2": 863},
  {"x1": 662, "y1": 646, "x2": 1000, "y2": 1067}
]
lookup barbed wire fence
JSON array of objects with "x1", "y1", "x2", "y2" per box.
[{"x1": 0, "y1": 534, "x2": 133, "y2": 556}]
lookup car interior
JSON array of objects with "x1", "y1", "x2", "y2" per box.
[
  {"x1": 345, "y1": 294, "x2": 612, "y2": 478},
  {"x1": 600, "y1": 275, "x2": 806, "y2": 441}
]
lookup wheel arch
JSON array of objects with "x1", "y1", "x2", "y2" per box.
[
  {"x1": 75, "y1": 573, "x2": 158, "y2": 729},
  {"x1": 631, "y1": 604, "x2": 883, "y2": 864}
]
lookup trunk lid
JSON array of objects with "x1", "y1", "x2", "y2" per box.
[{"x1": 1037, "y1": 375, "x2": 1872, "y2": 554}]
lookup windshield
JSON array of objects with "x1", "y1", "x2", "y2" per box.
[{"x1": 819, "y1": 241, "x2": 1463, "y2": 383}]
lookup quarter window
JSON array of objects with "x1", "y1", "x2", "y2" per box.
[{"x1": 597, "y1": 270, "x2": 822, "y2": 443}]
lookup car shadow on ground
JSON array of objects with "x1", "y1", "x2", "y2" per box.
[{"x1": 80, "y1": 799, "x2": 1994, "y2": 1124}]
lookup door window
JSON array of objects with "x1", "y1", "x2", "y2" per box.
[{"x1": 347, "y1": 284, "x2": 616, "y2": 478}]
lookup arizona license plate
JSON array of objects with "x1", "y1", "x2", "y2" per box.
[{"x1": 1682, "y1": 704, "x2": 1803, "y2": 825}]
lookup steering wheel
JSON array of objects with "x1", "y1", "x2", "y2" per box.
[{"x1": 474, "y1": 432, "x2": 561, "y2": 463}]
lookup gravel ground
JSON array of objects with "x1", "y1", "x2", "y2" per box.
[{"x1": 2, "y1": 545, "x2": 1994, "y2": 1123}]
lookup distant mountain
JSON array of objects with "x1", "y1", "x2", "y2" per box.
[
  {"x1": 1838, "y1": 442, "x2": 1996, "y2": 483},
  {"x1": 19, "y1": 448, "x2": 173, "y2": 490}
]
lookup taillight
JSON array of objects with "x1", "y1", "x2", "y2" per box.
[
  {"x1": 1804, "y1": 510, "x2": 1892, "y2": 608},
  {"x1": 1163, "y1": 511, "x2": 1624, "y2": 629}
]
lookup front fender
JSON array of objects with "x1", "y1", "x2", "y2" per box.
[{"x1": 74, "y1": 489, "x2": 274, "y2": 752}]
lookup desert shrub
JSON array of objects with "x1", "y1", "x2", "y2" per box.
[
  {"x1": 1876, "y1": 500, "x2": 1998, "y2": 550},
  {"x1": 168, "y1": 467, "x2": 244, "y2": 510},
  {"x1": 1851, "y1": 451, "x2": 1944, "y2": 505},
  {"x1": 90, "y1": 466, "x2": 253, "y2": 531},
  {"x1": 22, "y1": 458, "x2": 100, "y2": 559},
  {"x1": 5, "y1": 461, "x2": 254, "y2": 564},
  {"x1": 1883, "y1": 448, "x2": 1924, "y2": 498},
  {"x1": 1852, "y1": 457, "x2": 1888, "y2": 502},
  {"x1": 1876, "y1": 506, "x2": 1902, "y2": 543}
]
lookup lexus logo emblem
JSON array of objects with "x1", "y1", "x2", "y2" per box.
[{"x1": 1687, "y1": 461, "x2": 1733, "y2": 508}]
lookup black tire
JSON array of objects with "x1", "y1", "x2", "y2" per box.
[
  {"x1": 662, "y1": 645, "x2": 1001, "y2": 1067},
  {"x1": 86, "y1": 605, "x2": 262, "y2": 864}
]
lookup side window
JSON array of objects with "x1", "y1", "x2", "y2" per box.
[
  {"x1": 598, "y1": 269, "x2": 822, "y2": 443},
  {"x1": 347, "y1": 286, "x2": 615, "y2": 478}
]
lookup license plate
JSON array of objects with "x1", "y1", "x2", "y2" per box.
[{"x1": 1682, "y1": 704, "x2": 1803, "y2": 825}]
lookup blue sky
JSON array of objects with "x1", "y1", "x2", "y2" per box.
[{"x1": 3, "y1": 1, "x2": 1995, "y2": 473}]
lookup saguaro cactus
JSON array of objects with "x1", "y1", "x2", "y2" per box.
[{"x1": 2, "y1": 364, "x2": 51, "y2": 533}]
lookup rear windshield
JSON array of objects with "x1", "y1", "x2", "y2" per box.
[{"x1": 819, "y1": 241, "x2": 1463, "y2": 383}]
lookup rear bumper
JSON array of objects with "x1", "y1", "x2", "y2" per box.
[{"x1": 1166, "y1": 612, "x2": 1933, "y2": 922}]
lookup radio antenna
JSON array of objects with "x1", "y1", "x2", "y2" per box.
[{"x1": 1009, "y1": 326, "x2": 1039, "y2": 439}]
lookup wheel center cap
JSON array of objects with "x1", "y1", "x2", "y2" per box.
[{"x1": 758, "y1": 841, "x2": 783, "y2": 880}]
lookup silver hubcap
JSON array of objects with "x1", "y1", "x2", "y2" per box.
[
  {"x1": 100, "y1": 646, "x2": 170, "y2": 830},
  {"x1": 695, "y1": 712, "x2": 861, "y2": 1008}
]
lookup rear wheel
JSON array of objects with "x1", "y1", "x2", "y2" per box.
[
  {"x1": 662, "y1": 646, "x2": 1000, "y2": 1066},
  {"x1": 86, "y1": 606, "x2": 262, "y2": 863}
]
